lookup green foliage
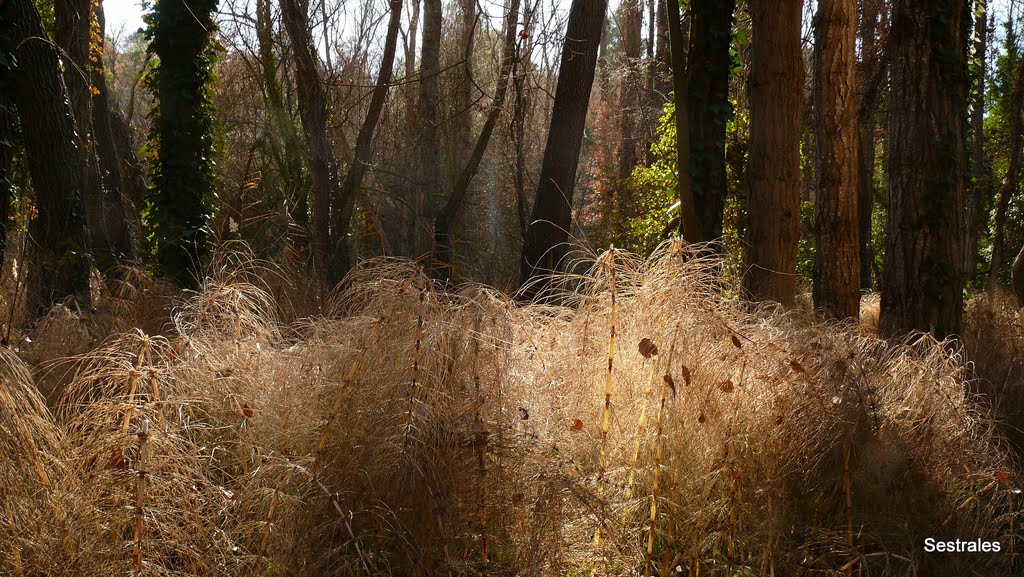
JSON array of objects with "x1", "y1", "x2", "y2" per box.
[
  {"x1": 628, "y1": 97, "x2": 750, "y2": 287},
  {"x1": 141, "y1": 0, "x2": 219, "y2": 287},
  {"x1": 625, "y1": 101, "x2": 678, "y2": 256}
]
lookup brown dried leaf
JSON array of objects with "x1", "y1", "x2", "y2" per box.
[{"x1": 638, "y1": 338, "x2": 658, "y2": 359}]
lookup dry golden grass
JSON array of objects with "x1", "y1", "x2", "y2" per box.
[{"x1": 0, "y1": 241, "x2": 1019, "y2": 576}]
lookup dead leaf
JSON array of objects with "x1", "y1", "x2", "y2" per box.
[
  {"x1": 697, "y1": 412, "x2": 706, "y2": 424},
  {"x1": 775, "y1": 415, "x2": 784, "y2": 426},
  {"x1": 638, "y1": 338, "x2": 658, "y2": 359},
  {"x1": 663, "y1": 374, "x2": 676, "y2": 397},
  {"x1": 790, "y1": 359, "x2": 805, "y2": 373},
  {"x1": 570, "y1": 419, "x2": 584, "y2": 431},
  {"x1": 731, "y1": 335, "x2": 742, "y2": 349},
  {"x1": 242, "y1": 404, "x2": 254, "y2": 418},
  {"x1": 681, "y1": 365, "x2": 692, "y2": 386},
  {"x1": 718, "y1": 379, "x2": 734, "y2": 393},
  {"x1": 519, "y1": 407, "x2": 529, "y2": 420}
]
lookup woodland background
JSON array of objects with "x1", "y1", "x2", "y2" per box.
[{"x1": 5, "y1": 0, "x2": 1024, "y2": 576}]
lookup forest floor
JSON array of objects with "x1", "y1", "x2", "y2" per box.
[{"x1": 2, "y1": 241, "x2": 1024, "y2": 576}]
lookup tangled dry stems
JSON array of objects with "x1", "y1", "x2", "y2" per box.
[{"x1": 0, "y1": 240, "x2": 1019, "y2": 576}]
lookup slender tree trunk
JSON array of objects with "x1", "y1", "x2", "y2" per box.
[
  {"x1": 812, "y1": 0, "x2": 860, "y2": 319},
  {"x1": 333, "y1": 0, "x2": 403, "y2": 280},
  {"x1": 413, "y1": 0, "x2": 443, "y2": 260},
  {"x1": 0, "y1": 88, "x2": 11, "y2": 266},
  {"x1": 257, "y1": 0, "x2": 306, "y2": 232},
  {"x1": 281, "y1": 0, "x2": 337, "y2": 286},
  {"x1": 856, "y1": 0, "x2": 882, "y2": 291},
  {"x1": 743, "y1": 0, "x2": 803, "y2": 306},
  {"x1": 512, "y1": 1, "x2": 534, "y2": 241},
  {"x1": 989, "y1": 56, "x2": 1024, "y2": 287},
  {"x1": 519, "y1": 0, "x2": 608, "y2": 293},
  {"x1": 452, "y1": 0, "x2": 476, "y2": 185},
  {"x1": 880, "y1": 0, "x2": 969, "y2": 338},
  {"x1": 93, "y1": 1, "x2": 138, "y2": 261},
  {"x1": 616, "y1": 0, "x2": 643, "y2": 235},
  {"x1": 433, "y1": 0, "x2": 521, "y2": 280},
  {"x1": 2, "y1": 0, "x2": 92, "y2": 309},
  {"x1": 966, "y1": 0, "x2": 987, "y2": 284},
  {"x1": 687, "y1": 0, "x2": 735, "y2": 244},
  {"x1": 654, "y1": 0, "x2": 670, "y2": 96},
  {"x1": 666, "y1": 0, "x2": 700, "y2": 242}
]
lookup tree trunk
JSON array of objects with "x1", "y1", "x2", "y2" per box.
[
  {"x1": 281, "y1": 0, "x2": 337, "y2": 286},
  {"x1": 0, "y1": 88, "x2": 11, "y2": 267},
  {"x1": 452, "y1": 0, "x2": 476, "y2": 186},
  {"x1": 333, "y1": 0, "x2": 403, "y2": 280},
  {"x1": 257, "y1": 0, "x2": 306, "y2": 234},
  {"x1": 812, "y1": 0, "x2": 860, "y2": 319},
  {"x1": 687, "y1": 0, "x2": 735, "y2": 244},
  {"x1": 880, "y1": 0, "x2": 969, "y2": 339},
  {"x1": 93, "y1": 1, "x2": 139, "y2": 261},
  {"x1": 654, "y1": 0, "x2": 670, "y2": 96},
  {"x1": 433, "y1": 0, "x2": 521, "y2": 281},
  {"x1": 512, "y1": 1, "x2": 534, "y2": 241},
  {"x1": 519, "y1": 0, "x2": 608, "y2": 293},
  {"x1": 743, "y1": 0, "x2": 803, "y2": 306},
  {"x1": 666, "y1": 0, "x2": 700, "y2": 242},
  {"x1": 412, "y1": 0, "x2": 443, "y2": 261},
  {"x1": 616, "y1": 0, "x2": 643, "y2": 235},
  {"x1": 966, "y1": 0, "x2": 987, "y2": 284},
  {"x1": 55, "y1": 0, "x2": 110, "y2": 268},
  {"x1": 2, "y1": 0, "x2": 92, "y2": 309},
  {"x1": 989, "y1": 55, "x2": 1024, "y2": 287},
  {"x1": 856, "y1": 0, "x2": 882, "y2": 291}
]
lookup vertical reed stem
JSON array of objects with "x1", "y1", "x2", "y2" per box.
[
  {"x1": 132, "y1": 419, "x2": 150, "y2": 576},
  {"x1": 594, "y1": 247, "x2": 616, "y2": 571}
]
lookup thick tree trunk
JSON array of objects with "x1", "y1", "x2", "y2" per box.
[
  {"x1": 451, "y1": 0, "x2": 475, "y2": 186},
  {"x1": 856, "y1": 0, "x2": 882, "y2": 290},
  {"x1": 666, "y1": 0, "x2": 700, "y2": 242},
  {"x1": 2, "y1": 0, "x2": 92, "y2": 309},
  {"x1": 687, "y1": 0, "x2": 735, "y2": 244},
  {"x1": 55, "y1": 0, "x2": 110, "y2": 268},
  {"x1": 812, "y1": 0, "x2": 860, "y2": 319},
  {"x1": 281, "y1": 0, "x2": 337, "y2": 286},
  {"x1": 880, "y1": 0, "x2": 969, "y2": 339},
  {"x1": 512, "y1": 2, "x2": 534, "y2": 241},
  {"x1": 989, "y1": 55, "x2": 1024, "y2": 287},
  {"x1": 333, "y1": 0, "x2": 403, "y2": 280},
  {"x1": 743, "y1": 0, "x2": 803, "y2": 306},
  {"x1": 519, "y1": 0, "x2": 608, "y2": 293},
  {"x1": 433, "y1": 0, "x2": 521, "y2": 281},
  {"x1": 966, "y1": 0, "x2": 987, "y2": 284},
  {"x1": 413, "y1": 0, "x2": 443, "y2": 260}
]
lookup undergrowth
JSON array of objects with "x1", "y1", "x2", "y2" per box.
[{"x1": 0, "y1": 240, "x2": 1020, "y2": 576}]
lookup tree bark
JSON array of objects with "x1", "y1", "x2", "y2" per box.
[
  {"x1": 333, "y1": 0, "x2": 403, "y2": 280},
  {"x1": 433, "y1": 0, "x2": 521, "y2": 281},
  {"x1": 687, "y1": 0, "x2": 735, "y2": 244},
  {"x1": 616, "y1": 0, "x2": 643, "y2": 234},
  {"x1": 966, "y1": 0, "x2": 987, "y2": 284},
  {"x1": 412, "y1": 0, "x2": 443, "y2": 260},
  {"x1": 2, "y1": 0, "x2": 92, "y2": 309},
  {"x1": 666, "y1": 0, "x2": 700, "y2": 242},
  {"x1": 55, "y1": 0, "x2": 109, "y2": 267},
  {"x1": 856, "y1": 0, "x2": 882, "y2": 291},
  {"x1": 812, "y1": 0, "x2": 860, "y2": 319},
  {"x1": 93, "y1": 1, "x2": 139, "y2": 261},
  {"x1": 519, "y1": 0, "x2": 608, "y2": 293},
  {"x1": 281, "y1": 0, "x2": 337, "y2": 286},
  {"x1": 0, "y1": 88, "x2": 11, "y2": 267},
  {"x1": 743, "y1": 0, "x2": 803, "y2": 306},
  {"x1": 880, "y1": 0, "x2": 969, "y2": 338}
]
